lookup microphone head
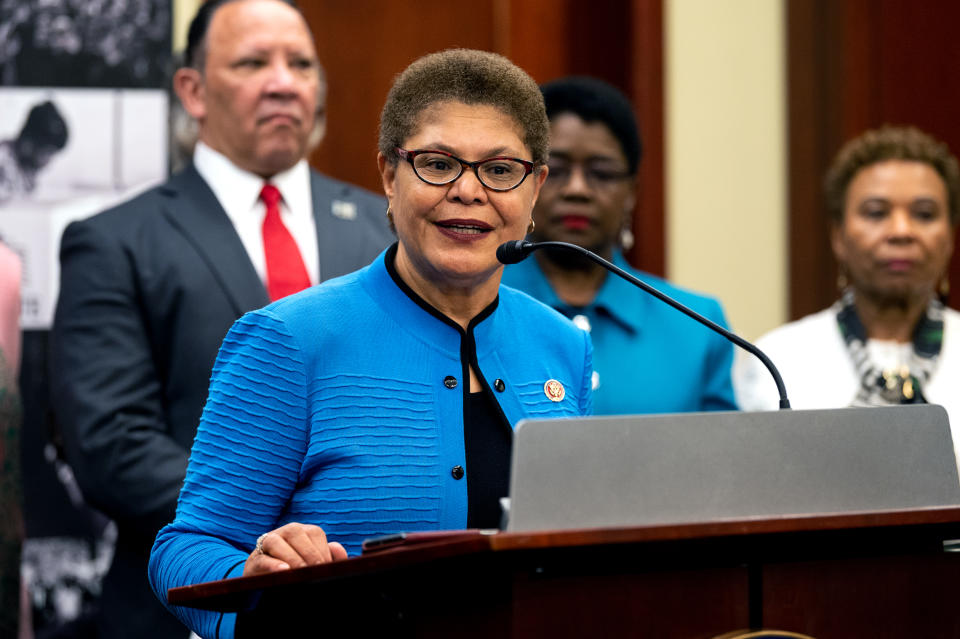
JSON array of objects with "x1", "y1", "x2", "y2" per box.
[{"x1": 496, "y1": 240, "x2": 533, "y2": 265}]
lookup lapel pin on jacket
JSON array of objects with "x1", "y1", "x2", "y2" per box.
[
  {"x1": 331, "y1": 200, "x2": 357, "y2": 220},
  {"x1": 544, "y1": 379, "x2": 565, "y2": 402}
]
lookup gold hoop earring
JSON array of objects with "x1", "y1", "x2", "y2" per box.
[
  {"x1": 939, "y1": 275, "x2": 950, "y2": 299},
  {"x1": 527, "y1": 219, "x2": 535, "y2": 235}
]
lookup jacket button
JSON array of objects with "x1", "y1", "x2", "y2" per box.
[
  {"x1": 493, "y1": 378, "x2": 505, "y2": 392},
  {"x1": 451, "y1": 465, "x2": 464, "y2": 480},
  {"x1": 443, "y1": 375, "x2": 458, "y2": 389}
]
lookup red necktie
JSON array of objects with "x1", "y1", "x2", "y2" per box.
[{"x1": 260, "y1": 183, "x2": 311, "y2": 301}]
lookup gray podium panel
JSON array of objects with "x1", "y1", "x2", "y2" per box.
[{"x1": 507, "y1": 405, "x2": 960, "y2": 532}]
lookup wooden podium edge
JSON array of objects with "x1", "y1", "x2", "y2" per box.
[{"x1": 167, "y1": 505, "x2": 960, "y2": 611}]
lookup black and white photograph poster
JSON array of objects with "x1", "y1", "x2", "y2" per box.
[
  {"x1": 0, "y1": 1, "x2": 172, "y2": 635},
  {"x1": 0, "y1": 88, "x2": 167, "y2": 329}
]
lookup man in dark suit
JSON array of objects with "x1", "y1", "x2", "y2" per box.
[{"x1": 49, "y1": 1, "x2": 393, "y2": 637}]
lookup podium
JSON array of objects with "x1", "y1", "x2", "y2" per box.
[{"x1": 169, "y1": 506, "x2": 960, "y2": 638}]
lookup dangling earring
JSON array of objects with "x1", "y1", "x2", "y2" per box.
[
  {"x1": 939, "y1": 275, "x2": 950, "y2": 299},
  {"x1": 527, "y1": 219, "x2": 535, "y2": 235},
  {"x1": 837, "y1": 266, "x2": 849, "y2": 292},
  {"x1": 620, "y1": 227, "x2": 635, "y2": 251}
]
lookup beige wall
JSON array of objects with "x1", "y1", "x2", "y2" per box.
[
  {"x1": 173, "y1": 0, "x2": 201, "y2": 53},
  {"x1": 666, "y1": 0, "x2": 786, "y2": 340}
]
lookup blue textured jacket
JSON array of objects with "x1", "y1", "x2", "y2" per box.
[
  {"x1": 149, "y1": 247, "x2": 593, "y2": 638},
  {"x1": 501, "y1": 251, "x2": 736, "y2": 415}
]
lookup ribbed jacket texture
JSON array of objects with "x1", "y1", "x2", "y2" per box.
[{"x1": 149, "y1": 247, "x2": 593, "y2": 637}]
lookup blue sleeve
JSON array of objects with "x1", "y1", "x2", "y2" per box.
[
  {"x1": 148, "y1": 309, "x2": 309, "y2": 638},
  {"x1": 699, "y1": 299, "x2": 738, "y2": 411}
]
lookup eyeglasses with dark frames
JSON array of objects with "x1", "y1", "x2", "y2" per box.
[
  {"x1": 395, "y1": 148, "x2": 535, "y2": 192},
  {"x1": 545, "y1": 158, "x2": 632, "y2": 189}
]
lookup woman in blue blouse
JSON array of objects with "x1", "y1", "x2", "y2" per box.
[
  {"x1": 149, "y1": 49, "x2": 593, "y2": 637},
  {"x1": 501, "y1": 76, "x2": 736, "y2": 415}
]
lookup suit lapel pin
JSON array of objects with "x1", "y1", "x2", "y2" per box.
[
  {"x1": 331, "y1": 200, "x2": 357, "y2": 220},
  {"x1": 544, "y1": 379, "x2": 565, "y2": 402}
]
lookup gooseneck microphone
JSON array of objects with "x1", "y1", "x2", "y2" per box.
[{"x1": 498, "y1": 240, "x2": 791, "y2": 409}]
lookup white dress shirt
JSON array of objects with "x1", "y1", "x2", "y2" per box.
[{"x1": 192, "y1": 141, "x2": 320, "y2": 285}]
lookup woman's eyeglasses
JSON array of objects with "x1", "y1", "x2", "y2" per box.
[
  {"x1": 395, "y1": 148, "x2": 535, "y2": 191},
  {"x1": 545, "y1": 159, "x2": 632, "y2": 189}
]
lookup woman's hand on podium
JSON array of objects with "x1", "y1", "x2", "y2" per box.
[{"x1": 243, "y1": 522, "x2": 348, "y2": 576}]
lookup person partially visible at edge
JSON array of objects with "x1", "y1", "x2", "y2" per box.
[
  {"x1": 49, "y1": 1, "x2": 393, "y2": 637},
  {"x1": 500, "y1": 76, "x2": 736, "y2": 415},
  {"x1": 149, "y1": 48, "x2": 592, "y2": 638},
  {"x1": 0, "y1": 241, "x2": 27, "y2": 639},
  {"x1": 735, "y1": 125, "x2": 960, "y2": 471}
]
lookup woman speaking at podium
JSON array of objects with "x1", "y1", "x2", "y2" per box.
[{"x1": 149, "y1": 49, "x2": 593, "y2": 638}]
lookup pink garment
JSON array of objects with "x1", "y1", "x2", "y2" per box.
[{"x1": 0, "y1": 242, "x2": 21, "y2": 375}]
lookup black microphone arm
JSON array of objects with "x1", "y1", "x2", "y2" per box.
[{"x1": 497, "y1": 240, "x2": 791, "y2": 409}]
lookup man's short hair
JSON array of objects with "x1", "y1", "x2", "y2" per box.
[
  {"x1": 824, "y1": 125, "x2": 960, "y2": 226},
  {"x1": 183, "y1": 0, "x2": 300, "y2": 71},
  {"x1": 540, "y1": 76, "x2": 642, "y2": 175}
]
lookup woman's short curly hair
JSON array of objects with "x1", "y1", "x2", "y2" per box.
[
  {"x1": 824, "y1": 125, "x2": 960, "y2": 226},
  {"x1": 378, "y1": 49, "x2": 549, "y2": 166}
]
